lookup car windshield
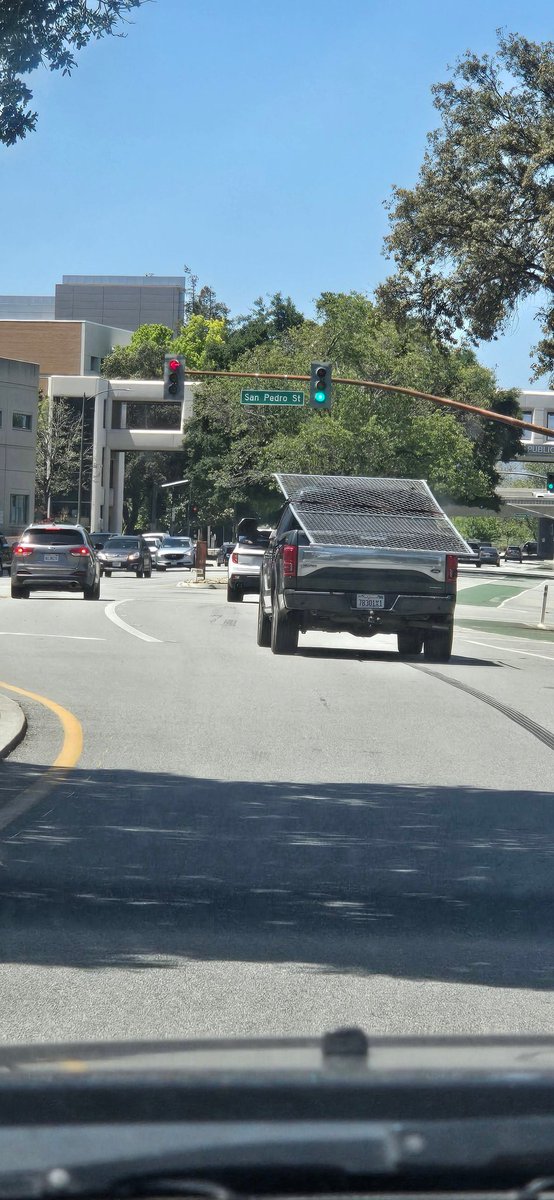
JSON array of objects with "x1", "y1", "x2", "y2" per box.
[{"x1": 1, "y1": 0, "x2": 551, "y2": 1089}]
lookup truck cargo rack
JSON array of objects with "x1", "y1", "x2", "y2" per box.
[{"x1": 274, "y1": 474, "x2": 472, "y2": 555}]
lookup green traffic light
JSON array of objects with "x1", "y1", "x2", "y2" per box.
[{"x1": 314, "y1": 390, "x2": 326, "y2": 403}]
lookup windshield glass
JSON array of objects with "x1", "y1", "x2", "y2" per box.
[
  {"x1": 1, "y1": 0, "x2": 551, "y2": 1078},
  {"x1": 104, "y1": 538, "x2": 139, "y2": 550}
]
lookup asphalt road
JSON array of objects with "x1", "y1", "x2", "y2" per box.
[{"x1": 0, "y1": 564, "x2": 553, "y2": 1044}]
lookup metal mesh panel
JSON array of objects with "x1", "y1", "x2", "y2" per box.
[{"x1": 274, "y1": 474, "x2": 471, "y2": 554}]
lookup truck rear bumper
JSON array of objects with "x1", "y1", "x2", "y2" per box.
[{"x1": 283, "y1": 589, "x2": 455, "y2": 624}]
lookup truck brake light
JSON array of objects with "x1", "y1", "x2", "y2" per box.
[
  {"x1": 446, "y1": 553, "x2": 458, "y2": 582},
  {"x1": 283, "y1": 544, "x2": 298, "y2": 578}
]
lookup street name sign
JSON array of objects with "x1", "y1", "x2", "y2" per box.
[{"x1": 240, "y1": 389, "x2": 304, "y2": 407}]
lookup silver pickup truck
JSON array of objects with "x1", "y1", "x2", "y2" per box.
[{"x1": 257, "y1": 473, "x2": 471, "y2": 661}]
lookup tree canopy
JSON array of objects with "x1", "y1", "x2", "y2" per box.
[
  {"x1": 0, "y1": 0, "x2": 144, "y2": 146},
  {"x1": 377, "y1": 32, "x2": 554, "y2": 381},
  {"x1": 182, "y1": 292, "x2": 522, "y2": 527}
]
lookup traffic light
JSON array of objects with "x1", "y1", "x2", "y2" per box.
[
  {"x1": 309, "y1": 361, "x2": 332, "y2": 410},
  {"x1": 163, "y1": 354, "x2": 185, "y2": 400},
  {"x1": 547, "y1": 474, "x2": 554, "y2": 493}
]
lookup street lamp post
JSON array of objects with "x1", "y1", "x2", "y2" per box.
[{"x1": 160, "y1": 479, "x2": 189, "y2": 536}]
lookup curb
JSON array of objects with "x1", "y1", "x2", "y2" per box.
[{"x1": 0, "y1": 693, "x2": 27, "y2": 758}]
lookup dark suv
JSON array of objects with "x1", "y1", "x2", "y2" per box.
[
  {"x1": 11, "y1": 524, "x2": 101, "y2": 599},
  {"x1": 97, "y1": 535, "x2": 152, "y2": 578}
]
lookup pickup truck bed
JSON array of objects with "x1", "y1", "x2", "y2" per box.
[{"x1": 258, "y1": 474, "x2": 471, "y2": 661}]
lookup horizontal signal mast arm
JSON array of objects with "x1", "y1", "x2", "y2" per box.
[{"x1": 185, "y1": 367, "x2": 553, "y2": 440}]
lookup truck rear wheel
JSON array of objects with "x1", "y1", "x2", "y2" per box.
[
  {"x1": 270, "y1": 606, "x2": 298, "y2": 655},
  {"x1": 397, "y1": 630, "x2": 423, "y2": 657},
  {"x1": 423, "y1": 624, "x2": 453, "y2": 663},
  {"x1": 257, "y1": 594, "x2": 271, "y2": 646}
]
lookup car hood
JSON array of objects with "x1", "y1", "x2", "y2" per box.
[{"x1": 3, "y1": 1033, "x2": 554, "y2": 1081}]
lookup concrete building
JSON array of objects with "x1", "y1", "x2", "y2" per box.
[
  {"x1": 0, "y1": 358, "x2": 38, "y2": 535},
  {"x1": 0, "y1": 296, "x2": 55, "y2": 320},
  {"x1": 46, "y1": 374, "x2": 194, "y2": 532},
  {"x1": 516, "y1": 390, "x2": 554, "y2": 461},
  {"x1": 0, "y1": 321, "x2": 133, "y2": 392},
  {"x1": 54, "y1": 275, "x2": 185, "y2": 332}
]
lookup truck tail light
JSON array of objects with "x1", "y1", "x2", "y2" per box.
[
  {"x1": 446, "y1": 553, "x2": 458, "y2": 582},
  {"x1": 230, "y1": 551, "x2": 238, "y2": 564},
  {"x1": 70, "y1": 547, "x2": 91, "y2": 557},
  {"x1": 283, "y1": 544, "x2": 298, "y2": 579}
]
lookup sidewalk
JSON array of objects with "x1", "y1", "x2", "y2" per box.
[{"x1": 0, "y1": 693, "x2": 26, "y2": 757}]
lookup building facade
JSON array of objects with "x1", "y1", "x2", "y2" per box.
[
  {"x1": 55, "y1": 275, "x2": 185, "y2": 332},
  {"x1": 0, "y1": 321, "x2": 133, "y2": 392},
  {"x1": 0, "y1": 358, "x2": 38, "y2": 534}
]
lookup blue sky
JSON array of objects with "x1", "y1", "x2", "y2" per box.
[{"x1": 0, "y1": 0, "x2": 552, "y2": 389}]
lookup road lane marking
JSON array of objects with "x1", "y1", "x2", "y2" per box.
[
  {"x1": 0, "y1": 632, "x2": 104, "y2": 641},
  {"x1": 104, "y1": 600, "x2": 162, "y2": 643},
  {"x1": 0, "y1": 682, "x2": 83, "y2": 832},
  {"x1": 458, "y1": 636, "x2": 554, "y2": 664}
]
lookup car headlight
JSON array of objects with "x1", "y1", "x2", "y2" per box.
[{"x1": 128, "y1": 553, "x2": 140, "y2": 561}]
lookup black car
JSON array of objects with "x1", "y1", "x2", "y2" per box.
[
  {"x1": 97, "y1": 535, "x2": 152, "y2": 578},
  {"x1": 217, "y1": 541, "x2": 236, "y2": 566},
  {"x1": 504, "y1": 544, "x2": 523, "y2": 563},
  {"x1": 90, "y1": 532, "x2": 119, "y2": 550},
  {"x1": 10, "y1": 524, "x2": 101, "y2": 599},
  {"x1": 476, "y1": 544, "x2": 501, "y2": 567},
  {"x1": 523, "y1": 540, "x2": 538, "y2": 557}
]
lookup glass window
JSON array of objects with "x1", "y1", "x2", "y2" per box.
[
  {"x1": 520, "y1": 409, "x2": 533, "y2": 441},
  {"x1": 9, "y1": 494, "x2": 29, "y2": 525},
  {"x1": 21, "y1": 527, "x2": 85, "y2": 545},
  {"x1": 547, "y1": 413, "x2": 554, "y2": 430},
  {"x1": 12, "y1": 412, "x2": 32, "y2": 431}
]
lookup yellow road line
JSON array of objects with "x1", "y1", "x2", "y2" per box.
[{"x1": 0, "y1": 682, "x2": 83, "y2": 832}]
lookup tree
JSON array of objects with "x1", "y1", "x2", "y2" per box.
[
  {"x1": 213, "y1": 293, "x2": 304, "y2": 367},
  {"x1": 377, "y1": 32, "x2": 554, "y2": 380},
  {"x1": 0, "y1": 1, "x2": 144, "y2": 146},
  {"x1": 35, "y1": 393, "x2": 91, "y2": 517},
  {"x1": 183, "y1": 292, "x2": 518, "y2": 525}
]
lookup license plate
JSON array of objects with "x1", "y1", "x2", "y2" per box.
[
  {"x1": 240, "y1": 555, "x2": 261, "y2": 567},
  {"x1": 44, "y1": 554, "x2": 59, "y2": 562},
  {"x1": 356, "y1": 593, "x2": 385, "y2": 609}
]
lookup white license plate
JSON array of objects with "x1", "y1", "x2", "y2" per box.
[
  {"x1": 240, "y1": 555, "x2": 261, "y2": 567},
  {"x1": 356, "y1": 593, "x2": 385, "y2": 609},
  {"x1": 44, "y1": 554, "x2": 59, "y2": 562}
]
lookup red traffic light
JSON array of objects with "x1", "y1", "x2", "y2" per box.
[{"x1": 168, "y1": 359, "x2": 181, "y2": 372}]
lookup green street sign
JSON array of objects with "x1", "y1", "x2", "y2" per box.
[{"x1": 240, "y1": 389, "x2": 304, "y2": 407}]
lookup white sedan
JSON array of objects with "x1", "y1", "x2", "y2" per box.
[{"x1": 156, "y1": 536, "x2": 196, "y2": 570}]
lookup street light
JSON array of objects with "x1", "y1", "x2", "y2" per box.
[{"x1": 160, "y1": 478, "x2": 190, "y2": 535}]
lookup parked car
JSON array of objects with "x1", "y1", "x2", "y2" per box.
[
  {"x1": 217, "y1": 541, "x2": 236, "y2": 567},
  {"x1": 227, "y1": 519, "x2": 272, "y2": 602},
  {"x1": 156, "y1": 536, "x2": 195, "y2": 570},
  {"x1": 523, "y1": 541, "x2": 538, "y2": 557},
  {"x1": 10, "y1": 523, "x2": 101, "y2": 599},
  {"x1": 504, "y1": 544, "x2": 523, "y2": 563},
  {"x1": 97, "y1": 535, "x2": 152, "y2": 578},
  {"x1": 476, "y1": 544, "x2": 501, "y2": 567}
]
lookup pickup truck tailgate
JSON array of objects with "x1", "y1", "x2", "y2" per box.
[{"x1": 296, "y1": 544, "x2": 449, "y2": 595}]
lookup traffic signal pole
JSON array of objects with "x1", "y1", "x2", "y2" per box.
[{"x1": 184, "y1": 367, "x2": 554, "y2": 442}]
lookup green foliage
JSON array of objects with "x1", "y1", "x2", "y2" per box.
[
  {"x1": 183, "y1": 292, "x2": 519, "y2": 525},
  {"x1": 0, "y1": 1, "x2": 144, "y2": 146},
  {"x1": 213, "y1": 293, "x2": 304, "y2": 368},
  {"x1": 377, "y1": 32, "x2": 554, "y2": 381},
  {"x1": 454, "y1": 514, "x2": 537, "y2": 546}
]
